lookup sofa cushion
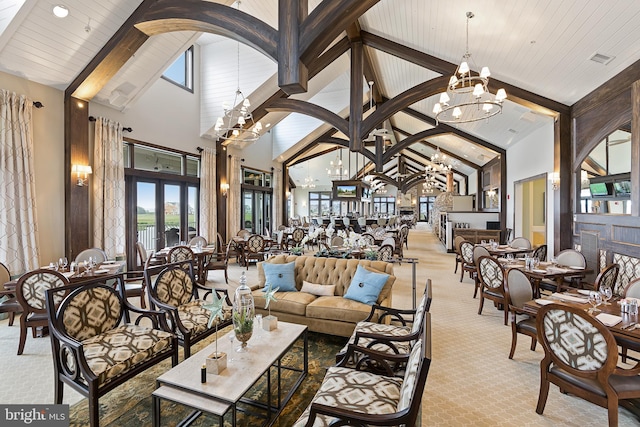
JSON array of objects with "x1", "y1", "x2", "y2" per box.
[
  {"x1": 344, "y1": 265, "x2": 390, "y2": 305},
  {"x1": 262, "y1": 262, "x2": 297, "y2": 292},
  {"x1": 301, "y1": 281, "x2": 336, "y2": 296},
  {"x1": 82, "y1": 324, "x2": 174, "y2": 386},
  {"x1": 306, "y1": 296, "x2": 371, "y2": 323},
  {"x1": 253, "y1": 290, "x2": 316, "y2": 316}
]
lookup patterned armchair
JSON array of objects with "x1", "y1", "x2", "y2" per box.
[
  {"x1": 294, "y1": 335, "x2": 430, "y2": 427},
  {"x1": 145, "y1": 260, "x2": 232, "y2": 359},
  {"x1": 16, "y1": 269, "x2": 69, "y2": 355},
  {"x1": 45, "y1": 276, "x2": 178, "y2": 427},
  {"x1": 536, "y1": 304, "x2": 640, "y2": 426},
  {"x1": 477, "y1": 255, "x2": 508, "y2": 325},
  {"x1": 336, "y1": 280, "x2": 432, "y2": 371}
]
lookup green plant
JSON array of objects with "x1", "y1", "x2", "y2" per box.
[
  {"x1": 365, "y1": 249, "x2": 378, "y2": 260},
  {"x1": 291, "y1": 246, "x2": 303, "y2": 255},
  {"x1": 232, "y1": 309, "x2": 254, "y2": 335}
]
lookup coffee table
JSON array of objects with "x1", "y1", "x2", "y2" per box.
[{"x1": 153, "y1": 321, "x2": 308, "y2": 426}]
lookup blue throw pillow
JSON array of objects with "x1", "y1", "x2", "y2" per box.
[
  {"x1": 344, "y1": 265, "x2": 389, "y2": 305},
  {"x1": 262, "y1": 262, "x2": 297, "y2": 292}
]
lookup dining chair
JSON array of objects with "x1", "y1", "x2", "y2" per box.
[
  {"x1": 377, "y1": 244, "x2": 395, "y2": 262},
  {"x1": 477, "y1": 255, "x2": 508, "y2": 325},
  {"x1": 290, "y1": 227, "x2": 305, "y2": 248},
  {"x1": 244, "y1": 234, "x2": 266, "y2": 269},
  {"x1": 188, "y1": 236, "x2": 207, "y2": 247},
  {"x1": 472, "y1": 245, "x2": 490, "y2": 298},
  {"x1": 453, "y1": 235, "x2": 465, "y2": 274},
  {"x1": 504, "y1": 268, "x2": 536, "y2": 359},
  {"x1": 0, "y1": 262, "x2": 21, "y2": 326},
  {"x1": 135, "y1": 241, "x2": 164, "y2": 268},
  {"x1": 360, "y1": 233, "x2": 375, "y2": 247},
  {"x1": 531, "y1": 244, "x2": 547, "y2": 262},
  {"x1": 75, "y1": 247, "x2": 107, "y2": 264},
  {"x1": 459, "y1": 241, "x2": 476, "y2": 283},
  {"x1": 167, "y1": 245, "x2": 195, "y2": 264},
  {"x1": 591, "y1": 263, "x2": 619, "y2": 292},
  {"x1": 16, "y1": 269, "x2": 69, "y2": 354},
  {"x1": 145, "y1": 260, "x2": 232, "y2": 359},
  {"x1": 623, "y1": 277, "x2": 640, "y2": 298},
  {"x1": 556, "y1": 248, "x2": 587, "y2": 289},
  {"x1": 202, "y1": 240, "x2": 231, "y2": 283},
  {"x1": 621, "y1": 278, "x2": 640, "y2": 362},
  {"x1": 536, "y1": 303, "x2": 640, "y2": 426},
  {"x1": 510, "y1": 237, "x2": 531, "y2": 249},
  {"x1": 330, "y1": 236, "x2": 344, "y2": 247}
]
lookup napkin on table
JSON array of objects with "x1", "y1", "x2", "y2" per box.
[{"x1": 595, "y1": 313, "x2": 622, "y2": 327}]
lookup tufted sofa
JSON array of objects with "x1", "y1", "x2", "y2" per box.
[
  {"x1": 45, "y1": 276, "x2": 178, "y2": 427},
  {"x1": 253, "y1": 255, "x2": 395, "y2": 337}
]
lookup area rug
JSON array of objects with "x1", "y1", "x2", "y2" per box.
[{"x1": 69, "y1": 326, "x2": 347, "y2": 426}]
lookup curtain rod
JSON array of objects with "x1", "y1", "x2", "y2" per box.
[{"x1": 88, "y1": 116, "x2": 132, "y2": 132}]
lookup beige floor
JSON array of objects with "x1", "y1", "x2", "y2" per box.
[{"x1": 0, "y1": 224, "x2": 638, "y2": 426}]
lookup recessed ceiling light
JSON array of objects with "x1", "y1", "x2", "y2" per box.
[{"x1": 53, "y1": 5, "x2": 69, "y2": 18}]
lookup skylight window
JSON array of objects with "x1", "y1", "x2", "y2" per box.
[{"x1": 162, "y1": 46, "x2": 194, "y2": 92}]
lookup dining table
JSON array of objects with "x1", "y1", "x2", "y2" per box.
[
  {"x1": 155, "y1": 246, "x2": 217, "y2": 284},
  {"x1": 481, "y1": 243, "x2": 532, "y2": 257},
  {"x1": 500, "y1": 259, "x2": 593, "y2": 297}
]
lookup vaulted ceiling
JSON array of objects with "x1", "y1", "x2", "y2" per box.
[{"x1": 3, "y1": 0, "x2": 640, "y2": 192}]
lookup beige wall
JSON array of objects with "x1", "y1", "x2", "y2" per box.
[{"x1": 1, "y1": 71, "x2": 65, "y2": 270}]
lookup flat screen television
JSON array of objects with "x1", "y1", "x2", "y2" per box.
[
  {"x1": 589, "y1": 182, "x2": 611, "y2": 197},
  {"x1": 335, "y1": 185, "x2": 357, "y2": 198},
  {"x1": 614, "y1": 180, "x2": 631, "y2": 196}
]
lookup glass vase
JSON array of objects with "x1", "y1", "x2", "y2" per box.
[{"x1": 232, "y1": 271, "x2": 254, "y2": 352}]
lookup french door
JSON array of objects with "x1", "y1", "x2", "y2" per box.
[
  {"x1": 126, "y1": 177, "x2": 198, "y2": 268},
  {"x1": 419, "y1": 196, "x2": 436, "y2": 222},
  {"x1": 241, "y1": 188, "x2": 272, "y2": 235}
]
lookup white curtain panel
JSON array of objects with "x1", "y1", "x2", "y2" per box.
[
  {"x1": 199, "y1": 147, "x2": 216, "y2": 243},
  {"x1": 227, "y1": 155, "x2": 241, "y2": 238},
  {"x1": 93, "y1": 117, "x2": 125, "y2": 259},
  {"x1": 0, "y1": 90, "x2": 40, "y2": 273}
]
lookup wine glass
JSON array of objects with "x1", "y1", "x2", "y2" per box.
[
  {"x1": 588, "y1": 291, "x2": 602, "y2": 315},
  {"x1": 227, "y1": 332, "x2": 236, "y2": 361},
  {"x1": 506, "y1": 253, "x2": 514, "y2": 264},
  {"x1": 59, "y1": 257, "x2": 68, "y2": 272},
  {"x1": 600, "y1": 286, "x2": 613, "y2": 306}
]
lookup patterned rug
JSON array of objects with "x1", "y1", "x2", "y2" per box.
[{"x1": 69, "y1": 326, "x2": 347, "y2": 426}]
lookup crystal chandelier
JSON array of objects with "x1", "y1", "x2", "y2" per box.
[
  {"x1": 429, "y1": 147, "x2": 453, "y2": 171},
  {"x1": 213, "y1": 2, "x2": 262, "y2": 142},
  {"x1": 327, "y1": 150, "x2": 349, "y2": 180},
  {"x1": 300, "y1": 163, "x2": 316, "y2": 189},
  {"x1": 432, "y1": 12, "x2": 507, "y2": 125}
]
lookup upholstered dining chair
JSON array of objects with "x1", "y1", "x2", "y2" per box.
[
  {"x1": 453, "y1": 235, "x2": 465, "y2": 274},
  {"x1": 188, "y1": 235, "x2": 207, "y2": 247},
  {"x1": 531, "y1": 244, "x2": 547, "y2": 262},
  {"x1": 510, "y1": 237, "x2": 532, "y2": 250},
  {"x1": 15, "y1": 269, "x2": 69, "y2": 354},
  {"x1": 145, "y1": 260, "x2": 232, "y2": 359},
  {"x1": 244, "y1": 234, "x2": 266, "y2": 269},
  {"x1": 477, "y1": 255, "x2": 508, "y2": 325},
  {"x1": 330, "y1": 236, "x2": 344, "y2": 247},
  {"x1": 360, "y1": 233, "x2": 376, "y2": 247},
  {"x1": 590, "y1": 263, "x2": 620, "y2": 292},
  {"x1": 75, "y1": 247, "x2": 107, "y2": 264},
  {"x1": 472, "y1": 245, "x2": 491, "y2": 298},
  {"x1": 459, "y1": 240, "x2": 476, "y2": 283},
  {"x1": 504, "y1": 268, "x2": 537, "y2": 359},
  {"x1": 536, "y1": 303, "x2": 640, "y2": 426},
  {"x1": 619, "y1": 277, "x2": 640, "y2": 363},
  {"x1": 377, "y1": 244, "x2": 395, "y2": 262},
  {"x1": 0, "y1": 262, "x2": 21, "y2": 326},
  {"x1": 202, "y1": 240, "x2": 231, "y2": 283}
]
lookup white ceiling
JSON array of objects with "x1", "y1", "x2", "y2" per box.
[{"x1": 1, "y1": 0, "x2": 639, "y2": 191}]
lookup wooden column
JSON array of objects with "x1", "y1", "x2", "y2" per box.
[
  {"x1": 216, "y1": 145, "x2": 228, "y2": 242},
  {"x1": 278, "y1": 0, "x2": 308, "y2": 94},
  {"x1": 350, "y1": 39, "x2": 363, "y2": 152},
  {"x1": 446, "y1": 171, "x2": 454, "y2": 193},
  {"x1": 554, "y1": 112, "x2": 572, "y2": 251},
  {"x1": 632, "y1": 81, "x2": 640, "y2": 217},
  {"x1": 65, "y1": 97, "x2": 90, "y2": 260}
]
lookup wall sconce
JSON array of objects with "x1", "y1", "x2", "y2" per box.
[
  {"x1": 549, "y1": 172, "x2": 560, "y2": 190},
  {"x1": 72, "y1": 165, "x2": 92, "y2": 186},
  {"x1": 220, "y1": 183, "x2": 229, "y2": 197},
  {"x1": 286, "y1": 191, "x2": 291, "y2": 198}
]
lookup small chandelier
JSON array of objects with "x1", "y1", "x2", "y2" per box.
[
  {"x1": 433, "y1": 12, "x2": 507, "y2": 125},
  {"x1": 300, "y1": 163, "x2": 316, "y2": 189},
  {"x1": 213, "y1": 1, "x2": 262, "y2": 142},
  {"x1": 327, "y1": 150, "x2": 349, "y2": 180},
  {"x1": 429, "y1": 147, "x2": 453, "y2": 171}
]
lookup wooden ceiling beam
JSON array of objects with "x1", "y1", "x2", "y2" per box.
[
  {"x1": 299, "y1": 0, "x2": 379, "y2": 64},
  {"x1": 278, "y1": 0, "x2": 308, "y2": 94},
  {"x1": 360, "y1": 30, "x2": 569, "y2": 116},
  {"x1": 266, "y1": 98, "x2": 350, "y2": 136}
]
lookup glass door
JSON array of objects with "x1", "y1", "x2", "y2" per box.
[
  {"x1": 243, "y1": 191, "x2": 254, "y2": 232},
  {"x1": 241, "y1": 189, "x2": 272, "y2": 235},
  {"x1": 419, "y1": 196, "x2": 435, "y2": 222},
  {"x1": 136, "y1": 181, "x2": 158, "y2": 264},
  {"x1": 163, "y1": 184, "x2": 182, "y2": 247}
]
